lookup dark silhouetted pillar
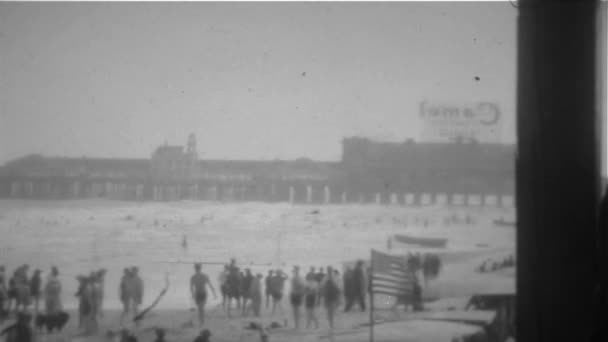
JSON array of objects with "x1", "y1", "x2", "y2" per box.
[{"x1": 517, "y1": 0, "x2": 601, "y2": 341}]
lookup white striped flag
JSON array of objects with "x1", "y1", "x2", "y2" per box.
[{"x1": 370, "y1": 249, "x2": 416, "y2": 298}]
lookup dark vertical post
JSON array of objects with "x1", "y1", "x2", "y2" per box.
[
  {"x1": 369, "y1": 249, "x2": 375, "y2": 342},
  {"x1": 517, "y1": 1, "x2": 601, "y2": 341}
]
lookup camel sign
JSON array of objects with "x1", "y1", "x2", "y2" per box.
[{"x1": 419, "y1": 101, "x2": 502, "y2": 143}]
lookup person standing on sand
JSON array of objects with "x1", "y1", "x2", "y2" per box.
[
  {"x1": 14, "y1": 265, "x2": 31, "y2": 313},
  {"x1": 119, "y1": 268, "x2": 131, "y2": 321},
  {"x1": 342, "y1": 266, "x2": 354, "y2": 312},
  {"x1": 96, "y1": 268, "x2": 107, "y2": 318},
  {"x1": 350, "y1": 261, "x2": 367, "y2": 312},
  {"x1": 321, "y1": 266, "x2": 341, "y2": 333},
  {"x1": 132, "y1": 267, "x2": 144, "y2": 315},
  {"x1": 306, "y1": 267, "x2": 316, "y2": 282},
  {"x1": 0, "y1": 266, "x2": 7, "y2": 316},
  {"x1": 7, "y1": 272, "x2": 17, "y2": 314},
  {"x1": 304, "y1": 276, "x2": 319, "y2": 329},
  {"x1": 190, "y1": 263, "x2": 217, "y2": 326},
  {"x1": 75, "y1": 275, "x2": 86, "y2": 328},
  {"x1": 29, "y1": 269, "x2": 42, "y2": 314},
  {"x1": 44, "y1": 266, "x2": 62, "y2": 315},
  {"x1": 81, "y1": 273, "x2": 100, "y2": 335},
  {"x1": 269, "y1": 269, "x2": 287, "y2": 316},
  {"x1": 218, "y1": 265, "x2": 229, "y2": 310},
  {"x1": 289, "y1": 266, "x2": 306, "y2": 329},
  {"x1": 315, "y1": 267, "x2": 325, "y2": 306},
  {"x1": 241, "y1": 269, "x2": 254, "y2": 315},
  {"x1": 225, "y1": 259, "x2": 242, "y2": 317},
  {"x1": 264, "y1": 270, "x2": 273, "y2": 309},
  {"x1": 248, "y1": 274, "x2": 263, "y2": 317}
]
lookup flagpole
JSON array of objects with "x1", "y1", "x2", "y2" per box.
[{"x1": 369, "y1": 249, "x2": 375, "y2": 342}]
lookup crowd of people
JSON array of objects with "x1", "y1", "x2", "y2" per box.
[
  {"x1": 0, "y1": 257, "x2": 400, "y2": 342},
  {"x1": 0, "y1": 265, "x2": 64, "y2": 322},
  {"x1": 212, "y1": 258, "x2": 363, "y2": 331}
]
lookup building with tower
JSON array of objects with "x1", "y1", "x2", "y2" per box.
[{"x1": 0, "y1": 134, "x2": 515, "y2": 206}]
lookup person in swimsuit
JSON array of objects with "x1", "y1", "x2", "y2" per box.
[
  {"x1": 264, "y1": 270, "x2": 273, "y2": 310},
  {"x1": 225, "y1": 260, "x2": 241, "y2": 318},
  {"x1": 29, "y1": 269, "x2": 42, "y2": 314},
  {"x1": 241, "y1": 269, "x2": 255, "y2": 316},
  {"x1": 44, "y1": 267, "x2": 62, "y2": 316},
  {"x1": 96, "y1": 269, "x2": 107, "y2": 318},
  {"x1": 218, "y1": 265, "x2": 229, "y2": 310},
  {"x1": 304, "y1": 278, "x2": 319, "y2": 329},
  {"x1": 131, "y1": 267, "x2": 144, "y2": 316},
  {"x1": 190, "y1": 263, "x2": 217, "y2": 326},
  {"x1": 321, "y1": 266, "x2": 341, "y2": 334},
  {"x1": 248, "y1": 274, "x2": 263, "y2": 317},
  {"x1": 289, "y1": 266, "x2": 306, "y2": 329},
  {"x1": 315, "y1": 267, "x2": 325, "y2": 306},
  {"x1": 119, "y1": 268, "x2": 131, "y2": 322},
  {"x1": 269, "y1": 269, "x2": 287, "y2": 316}
]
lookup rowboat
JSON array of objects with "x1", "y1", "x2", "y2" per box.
[{"x1": 394, "y1": 234, "x2": 448, "y2": 248}]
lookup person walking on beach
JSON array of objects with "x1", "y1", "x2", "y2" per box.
[
  {"x1": 29, "y1": 269, "x2": 42, "y2": 314},
  {"x1": 304, "y1": 276, "x2": 319, "y2": 329},
  {"x1": 321, "y1": 266, "x2": 341, "y2": 333},
  {"x1": 289, "y1": 266, "x2": 306, "y2": 329},
  {"x1": 190, "y1": 263, "x2": 217, "y2": 326},
  {"x1": 44, "y1": 267, "x2": 62, "y2": 315},
  {"x1": 264, "y1": 270, "x2": 273, "y2": 309},
  {"x1": 269, "y1": 269, "x2": 287, "y2": 316}
]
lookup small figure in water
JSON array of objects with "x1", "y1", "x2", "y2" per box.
[{"x1": 182, "y1": 235, "x2": 188, "y2": 250}]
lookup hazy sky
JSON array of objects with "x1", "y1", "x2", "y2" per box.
[{"x1": 0, "y1": 2, "x2": 517, "y2": 163}]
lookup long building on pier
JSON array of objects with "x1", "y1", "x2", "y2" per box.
[{"x1": 0, "y1": 135, "x2": 515, "y2": 206}]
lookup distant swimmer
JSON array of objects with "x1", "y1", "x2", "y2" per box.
[
  {"x1": 182, "y1": 235, "x2": 188, "y2": 250},
  {"x1": 190, "y1": 263, "x2": 217, "y2": 326}
]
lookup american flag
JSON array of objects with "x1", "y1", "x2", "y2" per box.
[{"x1": 370, "y1": 249, "x2": 416, "y2": 298}]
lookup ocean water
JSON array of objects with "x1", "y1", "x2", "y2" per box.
[{"x1": 0, "y1": 199, "x2": 515, "y2": 310}]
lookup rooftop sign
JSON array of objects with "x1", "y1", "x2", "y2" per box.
[{"x1": 419, "y1": 101, "x2": 503, "y2": 143}]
